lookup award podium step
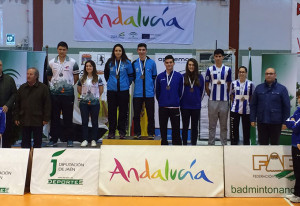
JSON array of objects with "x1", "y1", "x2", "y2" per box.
[{"x1": 102, "y1": 136, "x2": 161, "y2": 145}]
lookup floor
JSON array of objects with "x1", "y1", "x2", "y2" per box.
[{"x1": 0, "y1": 194, "x2": 298, "y2": 206}]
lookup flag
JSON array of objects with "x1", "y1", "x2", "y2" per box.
[{"x1": 248, "y1": 49, "x2": 257, "y2": 145}]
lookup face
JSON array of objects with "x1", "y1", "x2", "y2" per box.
[
  {"x1": 0, "y1": 60, "x2": 2, "y2": 74},
  {"x1": 238, "y1": 68, "x2": 247, "y2": 79},
  {"x1": 214, "y1": 54, "x2": 224, "y2": 65},
  {"x1": 57, "y1": 46, "x2": 68, "y2": 58},
  {"x1": 27, "y1": 69, "x2": 37, "y2": 84},
  {"x1": 164, "y1": 59, "x2": 175, "y2": 71},
  {"x1": 265, "y1": 68, "x2": 276, "y2": 83},
  {"x1": 137, "y1": 47, "x2": 147, "y2": 59},
  {"x1": 187, "y1": 61, "x2": 195, "y2": 73},
  {"x1": 85, "y1": 62, "x2": 94, "y2": 75},
  {"x1": 114, "y1": 46, "x2": 122, "y2": 59}
]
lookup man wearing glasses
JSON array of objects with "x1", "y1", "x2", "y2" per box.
[{"x1": 250, "y1": 68, "x2": 290, "y2": 145}]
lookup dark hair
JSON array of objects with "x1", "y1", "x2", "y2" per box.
[
  {"x1": 296, "y1": 90, "x2": 300, "y2": 97},
  {"x1": 80, "y1": 60, "x2": 98, "y2": 84},
  {"x1": 214, "y1": 49, "x2": 225, "y2": 56},
  {"x1": 184, "y1": 58, "x2": 200, "y2": 87},
  {"x1": 164, "y1": 55, "x2": 174, "y2": 62},
  {"x1": 137, "y1": 43, "x2": 147, "y2": 50},
  {"x1": 57, "y1": 41, "x2": 68, "y2": 50},
  {"x1": 110, "y1": 44, "x2": 129, "y2": 66},
  {"x1": 239, "y1": 66, "x2": 248, "y2": 73}
]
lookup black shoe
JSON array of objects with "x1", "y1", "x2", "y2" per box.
[{"x1": 107, "y1": 133, "x2": 115, "y2": 139}]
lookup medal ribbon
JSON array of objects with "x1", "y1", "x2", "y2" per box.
[
  {"x1": 115, "y1": 60, "x2": 121, "y2": 76},
  {"x1": 166, "y1": 71, "x2": 174, "y2": 87},
  {"x1": 139, "y1": 58, "x2": 147, "y2": 77},
  {"x1": 188, "y1": 76, "x2": 195, "y2": 89}
]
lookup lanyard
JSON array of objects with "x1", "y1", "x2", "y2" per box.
[
  {"x1": 167, "y1": 71, "x2": 174, "y2": 87},
  {"x1": 115, "y1": 60, "x2": 121, "y2": 75},
  {"x1": 139, "y1": 58, "x2": 147, "y2": 76},
  {"x1": 188, "y1": 77, "x2": 195, "y2": 89}
]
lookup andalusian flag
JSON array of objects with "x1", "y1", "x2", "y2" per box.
[{"x1": 248, "y1": 48, "x2": 257, "y2": 145}]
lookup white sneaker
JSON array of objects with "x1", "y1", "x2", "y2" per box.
[
  {"x1": 81, "y1": 140, "x2": 88, "y2": 147},
  {"x1": 286, "y1": 194, "x2": 296, "y2": 199},
  {"x1": 91, "y1": 140, "x2": 97, "y2": 147},
  {"x1": 289, "y1": 195, "x2": 300, "y2": 203}
]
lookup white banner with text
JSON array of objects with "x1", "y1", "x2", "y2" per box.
[
  {"x1": 73, "y1": 1, "x2": 196, "y2": 44},
  {"x1": 0, "y1": 149, "x2": 29, "y2": 195},
  {"x1": 224, "y1": 146, "x2": 294, "y2": 197},
  {"x1": 30, "y1": 148, "x2": 100, "y2": 195},
  {"x1": 98, "y1": 145, "x2": 224, "y2": 197}
]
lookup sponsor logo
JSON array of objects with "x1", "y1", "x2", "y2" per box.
[
  {"x1": 119, "y1": 32, "x2": 125, "y2": 39},
  {"x1": 82, "y1": 5, "x2": 184, "y2": 30},
  {"x1": 3, "y1": 69, "x2": 21, "y2": 79},
  {"x1": 0, "y1": 188, "x2": 9, "y2": 193},
  {"x1": 109, "y1": 159, "x2": 213, "y2": 183}
]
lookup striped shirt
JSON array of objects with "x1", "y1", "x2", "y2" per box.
[
  {"x1": 230, "y1": 79, "x2": 255, "y2": 114},
  {"x1": 205, "y1": 65, "x2": 232, "y2": 101}
]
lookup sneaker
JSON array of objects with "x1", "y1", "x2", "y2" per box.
[
  {"x1": 81, "y1": 140, "x2": 88, "y2": 147},
  {"x1": 289, "y1": 195, "x2": 300, "y2": 203},
  {"x1": 148, "y1": 134, "x2": 155, "y2": 139},
  {"x1": 67, "y1": 140, "x2": 73, "y2": 147},
  {"x1": 119, "y1": 134, "x2": 125, "y2": 139},
  {"x1": 91, "y1": 140, "x2": 97, "y2": 147},
  {"x1": 286, "y1": 194, "x2": 296, "y2": 199},
  {"x1": 46, "y1": 141, "x2": 57, "y2": 147},
  {"x1": 107, "y1": 133, "x2": 115, "y2": 139},
  {"x1": 134, "y1": 134, "x2": 141, "y2": 139}
]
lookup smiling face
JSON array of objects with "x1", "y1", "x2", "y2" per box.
[
  {"x1": 85, "y1": 62, "x2": 94, "y2": 76},
  {"x1": 164, "y1": 58, "x2": 175, "y2": 72},
  {"x1": 238, "y1": 67, "x2": 247, "y2": 80},
  {"x1": 57, "y1": 46, "x2": 68, "y2": 59},
  {"x1": 137, "y1": 46, "x2": 147, "y2": 60},
  {"x1": 114, "y1": 46, "x2": 122, "y2": 60},
  {"x1": 187, "y1": 61, "x2": 195, "y2": 73}
]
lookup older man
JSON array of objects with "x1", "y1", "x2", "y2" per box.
[
  {"x1": 15, "y1": 68, "x2": 51, "y2": 148},
  {"x1": 250, "y1": 68, "x2": 290, "y2": 145},
  {"x1": 0, "y1": 60, "x2": 17, "y2": 148}
]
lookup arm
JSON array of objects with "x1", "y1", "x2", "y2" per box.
[
  {"x1": 250, "y1": 88, "x2": 258, "y2": 127},
  {"x1": 205, "y1": 82, "x2": 210, "y2": 97},
  {"x1": 205, "y1": 68, "x2": 211, "y2": 96},
  {"x1": 99, "y1": 85, "x2": 104, "y2": 97},
  {"x1": 152, "y1": 62, "x2": 158, "y2": 86},
  {"x1": 127, "y1": 61, "x2": 134, "y2": 85},
  {"x1": 132, "y1": 61, "x2": 136, "y2": 82},
  {"x1": 0, "y1": 112, "x2": 5, "y2": 135},
  {"x1": 4, "y1": 78, "x2": 17, "y2": 113},
  {"x1": 73, "y1": 62, "x2": 80, "y2": 85},
  {"x1": 47, "y1": 64, "x2": 53, "y2": 82},
  {"x1": 14, "y1": 88, "x2": 20, "y2": 126},
  {"x1": 43, "y1": 86, "x2": 51, "y2": 125},
  {"x1": 104, "y1": 60, "x2": 110, "y2": 82},
  {"x1": 178, "y1": 74, "x2": 184, "y2": 99},
  {"x1": 226, "y1": 68, "x2": 232, "y2": 94},
  {"x1": 155, "y1": 75, "x2": 161, "y2": 101},
  {"x1": 73, "y1": 74, "x2": 79, "y2": 85},
  {"x1": 281, "y1": 87, "x2": 291, "y2": 124},
  {"x1": 199, "y1": 74, "x2": 205, "y2": 100}
]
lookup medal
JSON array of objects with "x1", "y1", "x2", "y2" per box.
[
  {"x1": 59, "y1": 73, "x2": 63, "y2": 77},
  {"x1": 190, "y1": 88, "x2": 194, "y2": 92},
  {"x1": 166, "y1": 71, "x2": 174, "y2": 91},
  {"x1": 241, "y1": 96, "x2": 245, "y2": 101},
  {"x1": 115, "y1": 60, "x2": 121, "y2": 80},
  {"x1": 116, "y1": 75, "x2": 120, "y2": 79},
  {"x1": 217, "y1": 80, "x2": 221, "y2": 85},
  {"x1": 166, "y1": 86, "x2": 170, "y2": 90},
  {"x1": 140, "y1": 74, "x2": 145, "y2": 79},
  {"x1": 87, "y1": 90, "x2": 91, "y2": 94},
  {"x1": 188, "y1": 77, "x2": 195, "y2": 93},
  {"x1": 139, "y1": 58, "x2": 146, "y2": 81}
]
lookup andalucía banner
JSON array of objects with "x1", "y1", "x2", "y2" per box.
[{"x1": 73, "y1": 1, "x2": 196, "y2": 44}]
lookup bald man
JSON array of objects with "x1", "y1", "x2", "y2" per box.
[{"x1": 250, "y1": 68, "x2": 290, "y2": 145}]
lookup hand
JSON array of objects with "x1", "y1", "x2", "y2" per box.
[
  {"x1": 251, "y1": 122, "x2": 256, "y2": 127},
  {"x1": 2, "y1": 105, "x2": 8, "y2": 113},
  {"x1": 291, "y1": 118, "x2": 295, "y2": 121},
  {"x1": 297, "y1": 144, "x2": 300, "y2": 150},
  {"x1": 281, "y1": 124, "x2": 287, "y2": 130},
  {"x1": 43, "y1": 121, "x2": 48, "y2": 125},
  {"x1": 15, "y1": 120, "x2": 20, "y2": 126}
]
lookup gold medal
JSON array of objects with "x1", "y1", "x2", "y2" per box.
[{"x1": 116, "y1": 75, "x2": 120, "y2": 79}]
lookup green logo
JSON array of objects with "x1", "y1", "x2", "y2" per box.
[
  {"x1": 275, "y1": 170, "x2": 295, "y2": 181},
  {"x1": 3, "y1": 69, "x2": 21, "y2": 79},
  {"x1": 50, "y1": 149, "x2": 66, "y2": 177},
  {"x1": 0, "y1": 187, "x2": 9, "y2": 193}
]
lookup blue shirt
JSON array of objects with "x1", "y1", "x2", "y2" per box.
[
  {"x1": 285, "y1": 107, "x2": 300, "y2": 147},
  {"x1": 0, "y1": 108, "x2": 5, "y2": 134}
]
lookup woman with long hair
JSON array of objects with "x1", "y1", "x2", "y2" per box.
[
  {"x1": 230, "y1": 66, "x2": 255, "y2": 145},
  {"x1": 77, "y1": 60, "x2": 103, "y2": 147},
  {"x1": 180, "y1": 58, "x2": 204, "y2": 145},
  {"x1": 104, "y1": 44, "x2": 134, "y2": 139}
]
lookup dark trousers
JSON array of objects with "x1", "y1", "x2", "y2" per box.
[
  {"x1": 230, "y1": 112, "x2": 250, "y2": 145},
  {"x1": 2, "y1": 111, "x2": 12, "y2": 148},
  {"x1": 292, "y1": 146, "x2": 300, "y2": 196},
  {"x1": 257, "y1": 123, "x2": 282, "y2": 145},
  {"x1": 181, "y1": 109, "x2": 200, "y2": 145},
  {"x1": 79, "y1": 103, "x2": 100, "y2": 141},
  {"x1": 159, "y1": 107, "x2": 182, "y2": 145},
  {"x1": 21, "y1": 126, "x2": 43, "y2": 148},
  {"x1": 133, "y1": 97, "x2": 155, "y2": 136},
  {"x1": 107, "y1": 90, "x2": 129, "y2": 135},
  {"x1": 50, "y1": 95, "x2": 74, "y2": 143}
]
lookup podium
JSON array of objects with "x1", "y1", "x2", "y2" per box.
[{"x1": 102, "y1": 136, "x2": 161, "y2": 145}]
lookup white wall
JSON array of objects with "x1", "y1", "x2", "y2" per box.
[
  {"x1": 239, "y1": 0, "x2": 292, "y2": 50},
  {"x1": 43, "y1": 0, "x2": 229, "y2": 50}
]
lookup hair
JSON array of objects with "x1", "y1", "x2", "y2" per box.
[
  {"x1": 184, "y1": 58, "x2": 200, "y2": 87},
  {"x1": 296, "y1": 90, "x2": 300, "y2": 98},
  {"x1": 80, "y1": 60, "x2": 98, "y2": 84},
  {"x1": 164, "y1": 55, "x2": 174, "y2": 62},
  {"x1": 110, "y1": 44, "x2": 129, "y2": 66},
  {"x1": 137, "y1": 43, "x2": 147, "y2": 50},
  {"x1": 214, "y1": 49, "x2": 225, "y2": 56},
  {"x1": 57, "y1": 41, "x2": 68, "y2": 50},
  {"x1": 239, "y1": 66, "x2": 248, "y2": 73},
  {"x1": 28, "y1": 67, "x2": 39, "y2": 79}
]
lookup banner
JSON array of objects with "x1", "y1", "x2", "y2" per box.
[
  {"x1": 292, "y1": 0, "x2": 300, "y2": 53},
  {"x1": 0, "y1": 149, "x2": 29, "y2": 195},
  {"x1": 98, "y1": 145, "x2": 224, "y2": 197},
  {"x1": 73, "y1": 1, "x2": 196, "y2": 44},
  {"x1": 224, "y1": 146, "x2": 294, "y2": 197},
  {"x1": 30, "y1": 148, "x2": 100, "y2": 195}
]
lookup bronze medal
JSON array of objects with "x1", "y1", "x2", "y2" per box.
[
  {"x1": 217, "y1": 80, "x2": 221, "y2": 85},
  {"x1": 190, "y1": 88, "x2": 194, "y2": 92},
  {"x1": 116, "y1": 75, "x2": 120, "y2": 79},
  {"x1": 140, "y1": 74, "x2": 145, "y2": 79},
  {"x1": 241, "y1": 97, "x2": 245, "y2": 101},
  {"x1": 166, "y1": 86, "x2": 170, "y2": 90}
]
